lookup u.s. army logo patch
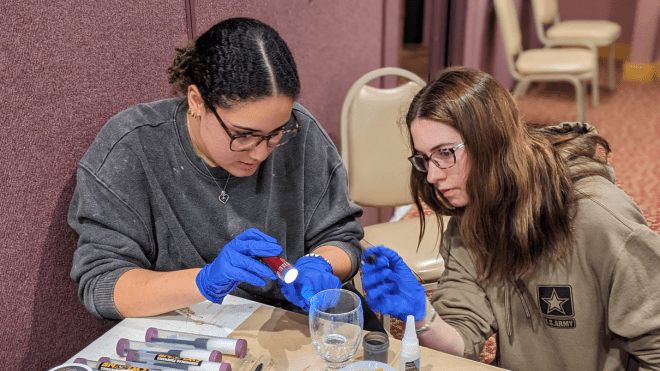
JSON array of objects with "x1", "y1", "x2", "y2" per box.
[{"x1": 538, "y1": 285, "x2": 576, "y2": 329}]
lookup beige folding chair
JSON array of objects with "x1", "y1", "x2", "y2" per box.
[
  {"x1": 493, "y1": 0, "x2": 597, "y2": 122},
  {"x1": 530, "y1": 0, "x2": 621, "y2": 108},
  {"x1": 340, "y1": 67, "x2": 449, "y2": 331}
]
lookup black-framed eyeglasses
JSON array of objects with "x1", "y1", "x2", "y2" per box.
[
  {"x1": 408, "y1": 142, "x2": 464, "y2": 172},
  {"x1": 210, "y1": 109, "x2": 301, "y2": 152}
]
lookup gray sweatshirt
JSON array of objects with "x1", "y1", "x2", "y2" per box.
[{"x1": 68, "y1": 98, "x2": 363, "y2": 320}]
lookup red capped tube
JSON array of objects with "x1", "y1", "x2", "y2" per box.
[{"x1": 262, "y1": 256, "x2": 298, "y2": 284}]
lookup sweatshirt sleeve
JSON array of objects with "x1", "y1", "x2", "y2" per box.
[
  {"x1": 299, "y1": 111, "x2": 364, "y2": 281},
  {"x1": 607, "y1": 225, "x2": 660, "y2": 370},
  {"x1": 68, "y1": 164, "x2": 154, "y2": 320},
  {"x1": 430, "y1": 218, "x2": 497, "y2": 360}
]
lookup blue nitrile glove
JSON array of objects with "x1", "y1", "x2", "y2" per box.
[
  {"x1": 361, "y1": 246, "x2": 426, "y2": 321},
  {"x1": 279, "y1": 255, "x2": 341, "y2": 312},
  {"x1": 196, "y1": 228, "x2": 282, "y2": 303}
]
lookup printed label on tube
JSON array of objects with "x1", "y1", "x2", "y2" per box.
[
  {"x1": 262, "y1": 256, "x2": 297, "y2": 283},
  {"x1": 154, "y1": 354, "x2": 203, "y2": 366},
  {"x1": 99, "y1": 362, "x2": 149, "y2": 371}
]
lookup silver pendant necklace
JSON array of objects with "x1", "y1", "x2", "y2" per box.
[
  {"x1": 203, "y1": 163, "x2": 231, "y2": 204},
  {"x1": 187, "y1": 108, "x2": 231, "y2": 204}
]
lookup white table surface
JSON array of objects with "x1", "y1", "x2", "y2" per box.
[
  {"x1": 66, "y1": 295, "x2": 261, "y2": 365},
  {"x1": 66, "y1": 295, "x2": 501, "y2": 371}
]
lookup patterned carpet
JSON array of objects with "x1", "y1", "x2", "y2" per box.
[
  {"x1": 516, "y1": 61, "x2": 660, "y2": 232},
  {"x1": 385, "y1": 62, "x2": 660, "y2": 365}
]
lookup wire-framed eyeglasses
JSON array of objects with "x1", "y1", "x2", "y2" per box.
[
  {"x1": 210, "y1": 109, "x2": 301, "y2": 152},
  {"x1": 408, "y1": 142, "x2": 464, "y2": 172}
]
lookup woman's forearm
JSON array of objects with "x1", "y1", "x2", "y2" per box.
[
  {"x1": 415, "y1": 300, "x2": 465, "y2": 356},
  {"x1": 113, "y1": 268, "x2": 206, "y2": 318},
  {"x1": 311, "y1": 245, "x2": 352, "y2": 281}
]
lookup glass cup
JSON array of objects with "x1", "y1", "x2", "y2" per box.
[{"x1": 309, "y1": 289, "x2": 364, "y2": 369}]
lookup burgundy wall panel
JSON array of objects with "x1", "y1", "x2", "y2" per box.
[
  {"x1": 558, "y1": 0, "x2": 638, "y2": 44},
  {"x1": 0, "y1": 1, "x2": 188, "y2": 369},
  {"x1": 607, "y1": 0, "x2": 640, "y2": 45}
]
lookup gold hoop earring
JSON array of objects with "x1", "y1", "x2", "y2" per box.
[{"x1": 187, "y1": 108, "x2": 199, "y2": 119}]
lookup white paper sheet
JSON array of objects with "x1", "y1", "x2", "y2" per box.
[
  {"x1": 66, "y1": 296, "x2": 261, "y2": 363},
  {"x1": 172, "y1": 296, "x2": 261, "y2": 337}
]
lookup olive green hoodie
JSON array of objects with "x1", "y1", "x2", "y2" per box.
[{"x1": 432, "y1": 123, "x2": 660, "y2": 370}]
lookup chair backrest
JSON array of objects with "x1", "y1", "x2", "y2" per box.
[
  {"x1": 531, "y1": 0, "x2": 559, "y2": 26},
  {"x1": 493, "y1": 0, "x2": 525, "y2": 79},
  {"x1": 340, "y1": 68, "x2": 425, "y2": 208},
  {"x1": 530, "y1": 0, "x2": 561, "y2": 46}
]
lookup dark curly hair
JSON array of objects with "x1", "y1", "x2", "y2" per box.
[{"x1": 168, "y1": 17, "x2": 300, "y2": 110}]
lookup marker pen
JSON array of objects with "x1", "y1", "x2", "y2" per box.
[
  {"x1": 126, "y1": 350, "x2": 231, "y2": 371},
  {"x1": 117, "y1": 338, "x2": 221, "y2": 362},
  {"x1": 74, "y1": 356, "x2": 177, "y2": 371},
  {"x1": 145, "y1": 328, "x2": 247, "y2": 358}
]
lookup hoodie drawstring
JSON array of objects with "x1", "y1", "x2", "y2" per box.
[
  {"x1": 514, "y1": 279, "x2": 532, "y2": 320},
  {"x1": 505, "y1": 279, "x2": 533, "y2": 339}
]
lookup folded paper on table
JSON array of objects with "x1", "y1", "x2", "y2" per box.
[{"x1": 173, "y1": 296, "x2": 261, "y2": 337}]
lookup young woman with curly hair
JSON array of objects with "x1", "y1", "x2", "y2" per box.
[{"x1": 69, "y1": 18, "x2": 383, "y2": 331}]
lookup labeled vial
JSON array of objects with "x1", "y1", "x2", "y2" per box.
[
  {"x1": 145, "y1": 328, "x2": 248, "y2": 358},
  {"x1": 262, "y1": 256, "x2": 298, "y2": 283}
]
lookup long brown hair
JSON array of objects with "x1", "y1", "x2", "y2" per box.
[{"x1": 406, "y1": 67, "x2": 611, "y2": 285}]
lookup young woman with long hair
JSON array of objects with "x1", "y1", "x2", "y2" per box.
[{"x1": 362, "y1": 66, "x2": 660, "y2": 370}]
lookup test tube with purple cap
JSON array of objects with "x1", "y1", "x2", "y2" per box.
[
  {"x1": 145, "y1": 328, "x2": 248, "y2": 359},
  {"x1": 125, "y1": 350, "x2": 231, "y2": 371},
  {"x1": 117, "y1": 338, "x2": 222, "y2": 362}
]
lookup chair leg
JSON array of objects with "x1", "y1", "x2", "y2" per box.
[
  {"x1": 382, "y1": 314, "x2": 392, "y2": 335},
  {"x1": 608, "y1": 45, "x2": 616, "y2": 91},
  {"x1": 512, "y1": 79, "x2": 531, "y2": 98},
  {"x1": 576, "y1": 80, "x2": 587, "y2": 123},
  {"x1": 569, "y1": 78, "x2": 587, "y2": 123},
  {"x1": 592, "y1": 54, "x2": 599, "y2": 108}
]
